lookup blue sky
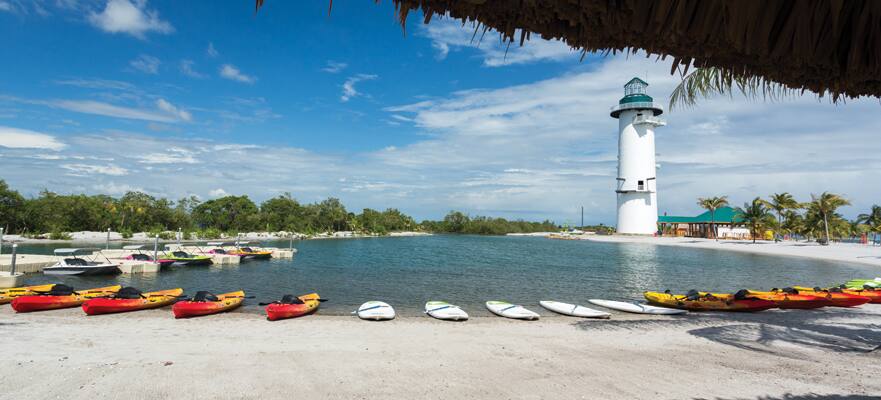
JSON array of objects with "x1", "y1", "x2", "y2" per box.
[{"x1": 1, "y1": 0, "x2": 880, "y2": 224}]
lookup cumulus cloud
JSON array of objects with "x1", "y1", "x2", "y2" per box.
[
  {"x1": 129, "y1": 54, "x2": 160, "y2": 74},
  {"x1": 340, "y1": 74, "x2": 377, "y2": 102},
  {"x1": 61, "y1": 163, "x2": 129, "y2": 176},
  {"x1": 208, "y1": 188, "x2": 228, "y2": 197},
  {"x1": 179, "y1": 59, "x2": 204, "y2": 78},
  {"x1": 88, "y1": 0, "x2": 173, "y2": 39},
  {"x1": 421, "y1": 18, "x2": 577, "y2": 67},
  {"x1": 219, "y1": 64, "x2": 256, "y2": 84},
  {"x1": 322, "y1": 61, "x2": 347, "y2": 73},
  {"x1": 0, "y1": 126, "x2": 66, "y2": 150}
]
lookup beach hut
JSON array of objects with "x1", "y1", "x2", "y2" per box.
[
  {"x1": 659, "y1": 206, "x2": 746, "y2": 239},
  {"x1": 257, "y1": 1, "x2": 881, "y2": 103}
]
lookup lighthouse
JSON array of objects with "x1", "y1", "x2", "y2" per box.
[{"x1": 610, "y1": 78, "x2": 666, "y2": 234}]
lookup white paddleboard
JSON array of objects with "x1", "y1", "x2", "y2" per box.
[
  {"x1": 485, "y1": 301, "x2": 539, "y2": 320},
  {"x1": 355, "y1": 301, "x2": 396, "y2": 321},
  {"x1": 539, "y1": 301, "x2": 610, "y2": 319},
  {"x1": 588, "y1": 299, "x2": 687, "y2": 315},
  {"x1": 424, "y1": 301, "x2": 469, "y2": 321}
]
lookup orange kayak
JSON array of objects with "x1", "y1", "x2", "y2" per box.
[
  {"x1": 1, "y1": 284, "x2": 56, "y2": 305},
  {"x1": 745, "y1": 291, "x2": 831, "y2": 309},
  {"x1": 791, "y1": 286, "x2": 871, "y2": 307},
  {"x1": 644, "y1": 291, "x2": 777, "y2": 312},
  {"x1": 11, "y1": 285, "x2": 121, "y2": 313},
  {"x1": 264, "y1": 293, "x2": 321, "y2": 321},
  {"x1": 840, "y1": 288, "x2": 881, "y2": 304},
  {"x1": 172, "y1": 290, "x2": 245, "y2": 318},
  {"x1": 83, "y1": 288, "x2": 183, "y2": 315}
]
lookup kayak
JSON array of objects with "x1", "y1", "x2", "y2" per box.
[
  {"x1": 1, "y1": 284, "x2": 56, "y2": 305},
  {"x1": 844, "y1": 278, "x2": 881, "y2": 289},
  {"x1": 172, "y1": 290, "x2": 244, "y2": 318},
  {"x1": 790, "y1": 286, "x2": 871, "y2": 307},
  {"x1": 539, "y1": 300, "x2": 610, "y2": 319},
  {"x1": 485, "y1": 301, "x2": 539, "y2": 320},
  {"x1": 424, "y1": 301, "x2": 469, "y2": 321},
  {"x1": 588, "y1": 299, "x2": 687, "y2": 315},
  {"x1": 744, "y1": 290, "x2": 831, "y2": 309},
  {"x1": 82, "y1": 288, "x2": 183, "y2": 315},
  {"x1": 839, "y1": 288, "x2": 881, "y2": 304},
  {"x1": 264, "y1": 293, "x2": 321, "y2": 321},
  {"x1": 11, "y1": 285, "x2": 121, "y2": 313},
  {"x1": 644, "y1": 291, "x2": 777, "y2": 312},
  {"x1": 355, "y1": 301, "x2": 395, "y2": 321}
]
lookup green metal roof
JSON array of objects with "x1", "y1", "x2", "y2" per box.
[
  {"x1": 658, "y1": 206, "x2": 743, "y2": 224},
  {"x1": 619, "y1": 93, "x2": 654, "y2": 104},
  {"x1": 626, "y1": 77, "x2": 648, "y2": 87}
]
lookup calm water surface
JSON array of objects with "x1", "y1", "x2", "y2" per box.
[{"x1": 9, "y1": 235, "x2": 875, "y2": 316}]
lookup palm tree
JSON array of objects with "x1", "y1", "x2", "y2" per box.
[
  {"x1": 697, "y1": 196, "x2": 728, "y2": 240},
  {"x1": 809, "y1": 192, "x2": 851, "y2": 245},
  {"x1": 734, "y1": 197, "x2": 774, "y2": 243},
  {"x1": 766, "y1": 193, "x2": 800, "y2": 242},
  {"x1": 857, "y1": 205, "x2": 881, "y2": 244},
  {"x1": 669, "y1": 67, "x2": 799, "y2": 110}
]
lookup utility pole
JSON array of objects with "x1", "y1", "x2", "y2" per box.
[{"x1": 580, "y1": 206, "x2": 584, "y2": 229}]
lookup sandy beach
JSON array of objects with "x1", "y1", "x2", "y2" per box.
[
  {"x1": 585, "y1": 236, "x2": 881, "y2": 268},
  {"x1": 1, "y1": 305, "x2": 879, "y2": 399}
]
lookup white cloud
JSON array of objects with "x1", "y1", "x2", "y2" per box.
[
  {"x1": 208, "y1": 188, "x2": 228, "y2": 197},
  {"x1": 0, "y1": 2, "x2": 12, "y2": 12},
  {"x1": 155, "y1": 99, "x2": 192, "y2": 122},
  {"x1": 341, "y1": 74, "x2": 377, "y2": 102},
  {"x1": 51, "y1": 99, "x2": 183, "y2": 123},
  {"x1": 0, "y1": 126, "x2": 66, "y2": 150},
  {"x1": 179, "y1": 59, "x2": 204, "y2": 78},
  {"x1": 93, "y1": 182, "x2": 144, "y2": 195},
  {"x1": 88, "y1": 0, "x2": 173, "y2": 39},
  {"x1": 219, "y1": 64, "x2": 256, "y2": 84},
  {"x1": 61, "y1": 163, "x2": 129, "y2": 176},
  {"x1": 421, "y1": 18, "x2": 577, "y2": 67},
  {"x1": 129, "y1": 54, "x2": 160, "y2": 74},
  {"x1": 206, "y1": 42, "x2": 218, "y2": 57},
  {"x1": 322, "y1": 61, "x2": 347, "y2": 73}
]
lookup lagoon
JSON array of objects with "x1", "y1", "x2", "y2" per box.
[{"x1": 12, "y1": 235, "x2": 873, "y2": 316}]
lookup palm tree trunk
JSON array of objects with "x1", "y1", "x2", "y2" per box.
[
  {"x1": 823, "y1": 212, "x2": 830, "y2": 245},
  {"x1": 711, "y1": 210, "x2": 716, "y2": 241}
]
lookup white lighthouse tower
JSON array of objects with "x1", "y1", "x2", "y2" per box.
[{"x1": 610, "y1": 78, "x2": 666, "y2": 235}]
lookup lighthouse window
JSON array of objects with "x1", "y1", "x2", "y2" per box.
[{"x1": 638, "y1": 180, "x2": 645, "y2": 190}]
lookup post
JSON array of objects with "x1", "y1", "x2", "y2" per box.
[
  {"x1": 106, "y1": 227, "x2": 111, "y2": 250},
  {"x1": 0, "y1": 227, "x2": 4, "y2": 258},
  {"x1": 10, "y1": 243, "x2": 18, "y2": 275},
  {"x1": 153, "y1": 235, "x2": 159, "y2": 263},
  {"x1": 289, "y1": 233, "x2": 293, "y2": 252},
  {"x1": 177, "y1": 227, "x2": 182, "y2": 246},
  {"x1": 580, "y1": 206, "x2": 584, "y2": 229}
]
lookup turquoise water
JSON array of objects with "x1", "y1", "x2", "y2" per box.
[{"x1": 7, "y1": 235, "x2": 874, "y2": 316}]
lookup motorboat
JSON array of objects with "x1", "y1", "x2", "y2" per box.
[
  {"x1": 43, "y1": 248, "x2": 120, "y2": 276},
  {"x1": 226, "y1": 241, "x2": 273, "y2": 260},
  {"x1": 162, "y1": 245, "x2": 213, "y2": 266},
  {"x1": 122, "y1": 244, "x2": 175, "y2": 268}
]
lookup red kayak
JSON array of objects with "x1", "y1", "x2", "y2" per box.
[
  {"x1": 172, "y1": 290, "x2": 244, "y2": 318},
  {"x1": 264, "y1": 293, "x2": 321, "y2": 321},
  {"x1": 11, "y1": 285, "x2": 121, "y2": 313},
  {"x1": 83, "y1": 288, "x2": 183, "y2": 315},
  {"x1": 792, "y1": 287, "x2": 871, "y2": 307}
]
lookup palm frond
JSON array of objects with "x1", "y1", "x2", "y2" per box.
[{"x1": 669, "y1": 67, "x2": 801, "y2": 110}]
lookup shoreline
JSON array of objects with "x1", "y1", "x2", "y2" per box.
[
  {"x1": 0, "y1": 230, "x2": 433, "y2": 245},
  {"x1": 2, "y1": 305, "x2": 879, "y2": 399},
  {"x1": 583, "y1": 235, "x2": 881, "y2": 268}
]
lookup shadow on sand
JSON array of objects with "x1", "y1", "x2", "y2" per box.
[
  {"x1": 696, "y1": 394, "x2": 881, "y2": 400},
  {"x1": 575, "y1": 306, "x2": 881, "y2": 357}
]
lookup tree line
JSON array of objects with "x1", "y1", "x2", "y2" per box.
[
  {"x1": 0, "y1": 180, "x2": 559, "y2": 237},
  {"x1": 695, "y1": 192, "x2": 881, "y2": 244}
]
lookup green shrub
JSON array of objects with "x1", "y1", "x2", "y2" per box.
[
  {"x1": 120, "y1": 228, "x2": 134, "y2": 239},
  {"x1": 49, "y1": 231, "x2": 72, "y2": 240}
]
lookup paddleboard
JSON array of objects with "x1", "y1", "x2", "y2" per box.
[
  {"x1": 588, "y1": 299, "x2": 687, "y2": 315},
  {"x1": 539, "y1": 301, "x2": 610, "y2": 319},
  {"x1": 485, "y1": 301, "x2": 539, "y2": 320},
  {"x1": 355, "y1": 301, "x2": 395, "y2": 321},
  {"x1": 424, "y1": 301, "x2": 469, "y2": 321}
]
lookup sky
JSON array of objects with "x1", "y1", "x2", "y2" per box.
[{"x1": 1, "y1": 0, "x2": 879, "y2": 225}]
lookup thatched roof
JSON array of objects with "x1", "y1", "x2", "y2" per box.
[{"x1": 257, "y1": 1, "x2": 881, "y2": 101}]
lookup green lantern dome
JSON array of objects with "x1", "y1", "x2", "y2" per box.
[{"x1": 610, "y1": 77, "x2": 663, "y2": 118}]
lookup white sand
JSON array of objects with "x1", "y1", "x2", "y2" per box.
[
  {"x1": 1, "y1": 305, "x2": 879, "y2": 399},
  {"x1": 586, "y1": 235, "x2": 881, "y2": 268}
]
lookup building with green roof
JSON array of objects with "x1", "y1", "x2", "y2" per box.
[{"x1": 658, "y1": 206, "x2": 747, "y2": 238}]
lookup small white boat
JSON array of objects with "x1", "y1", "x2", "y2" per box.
[
  {"x1": 0, "y1": 271, "x2": 24, "y2": 289},
  {"x1": 355, "y1": 301, "x2": 396, "y2": 321},
  {"x1": 424, "y1": 301, "x2": 469, "y2": 321},
  {"x1": 43, "y1": 248, "x2": 120, "y2": 276},
  {"x1": 539, "y1": 301, "x2": 610, "y2": 319},
  {"x1": 486, "y1": 301, "x2": 539, "y2": 320},
  {"x1": 588, "y1": 299, "x2": 687, "y2": 315}
]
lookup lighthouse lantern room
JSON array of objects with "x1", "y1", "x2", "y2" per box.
[{"x1": 610, "y1": 78, "x2": 666, "y2": 235}]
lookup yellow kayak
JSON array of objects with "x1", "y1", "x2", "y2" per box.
[
  {"x1": 644, "y1": 291, "x2": 777, "y2": 312},
  {"x1": 0, "y1": 284, "x2": 56, "y2": 305}
]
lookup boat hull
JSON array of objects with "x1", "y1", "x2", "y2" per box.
[
  {"x1": 11, "y1": 285, "x2": 121, "y2": 312},
  {"x1": 43, "y1": 265, "x2": 120, "y2": 276},
  {"x1": 265, "y1": 293, "x2": 320, "y2": 321},
  {"x1": 172, "y1": 290, "x2": 244, "y2": 318}
]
